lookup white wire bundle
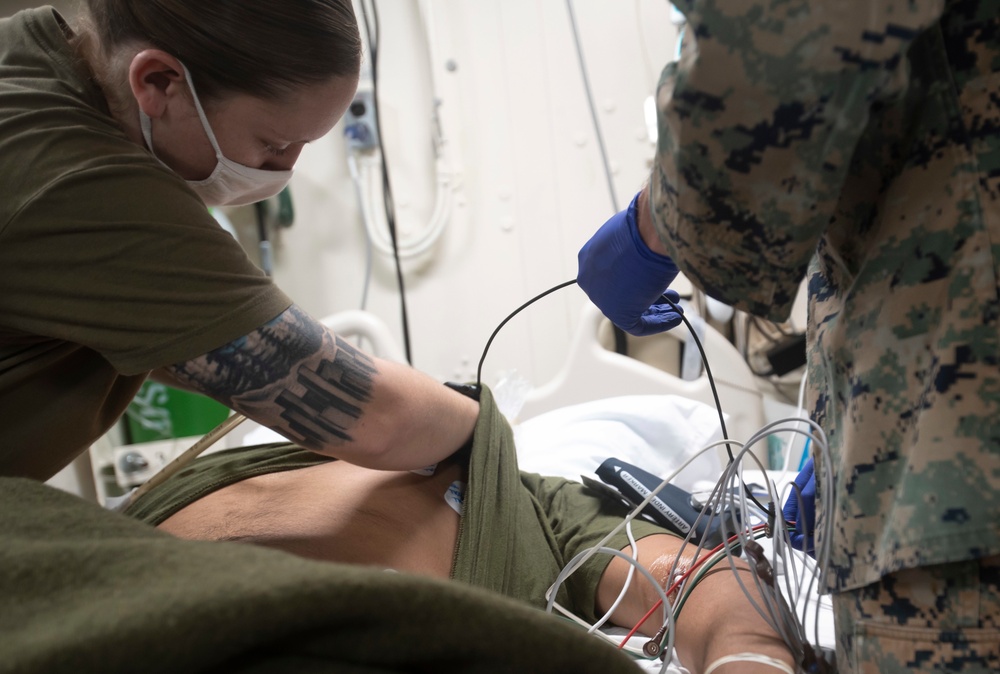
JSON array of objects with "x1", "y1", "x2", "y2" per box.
[
  {"x1": 542, "y1": 440, "x2": 732, "y2": 671},
  {"x1": 660, "y1": 418, "x2": 834, "y2": 671},
  {"x1": 543, "y1": 417, "x2": 834, "y2": 674},
  {"x1": 347, "y1": 0, "x2": 456, "y2": 262},
  {"x1": 350, "y1": 150, "x2": 453, "y2": 260}
]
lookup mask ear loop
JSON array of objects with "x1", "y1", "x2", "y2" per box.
[
  {"x1": 135, "y1": 63, "x2": 221, "y2": 166},
  {"x1": 138, "y1": 109, "x2": 156, "y2": 155},
  {"x1": 177, "y1": 62, "x2": 226, "y2": 162}
]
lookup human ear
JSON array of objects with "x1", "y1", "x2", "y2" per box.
[{"x1": 128, "y1": 49, "x2": 187, "y2": 121}]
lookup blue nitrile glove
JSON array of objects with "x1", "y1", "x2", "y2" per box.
[
  {"x1": 578, "y1": 193, "x2": 682, "y2": 336},
  {"x1": 782, "y1": 457, "x2": 816, "y2": 557}
]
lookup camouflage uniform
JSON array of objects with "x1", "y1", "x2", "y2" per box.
[{"x1": 646, "y1": 0, "x2": 1000, "y2": 670}]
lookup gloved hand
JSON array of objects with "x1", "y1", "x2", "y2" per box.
[
  {"x1": 577, "y1": 192, "x2": 682, "y2": 336},
  {"x1": 781, "y1": 457, "x2": 816, "y2": 557}
]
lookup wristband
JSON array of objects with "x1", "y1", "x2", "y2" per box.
[
  {"x1": 444, "y1": 382, "x2": 479, "y2": 461},
  {"x1": 444, "y1": 381, "x2": 481, "y2": 401}
]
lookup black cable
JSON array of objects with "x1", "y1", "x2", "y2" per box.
[
  {"x1": 661, "y1": 294, "x2": 768, "y2": 512},
  {"x1": 474, "y1": 278, "x2": 766, "y2": 513},
  {"x1": 359, "y1": 0, "x2": 413, "y2": 365},
  {"x1": 476, "y1": 279, "x2": 578, "y2": 388},
  {"x1": 612, "y1": 324, "x2": 629, "y2": 357}
]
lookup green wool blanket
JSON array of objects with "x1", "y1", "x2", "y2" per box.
[{"x1": 0, "y1": 388, "x2": 643, "y2": 674}]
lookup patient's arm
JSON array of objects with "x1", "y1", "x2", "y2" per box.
[
  {"x1": 161, "y1": 304, "x2": 478, "y2": 471},
  {"x1": 597, "y1": 535, "x2": 794, "y2": 674}
]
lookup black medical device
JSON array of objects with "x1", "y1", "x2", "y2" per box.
[{"x1": 594, "y1": 457, "x2": 738, "y2": 549}]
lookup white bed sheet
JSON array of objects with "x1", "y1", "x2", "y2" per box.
[{"x1": 513, "y1": 394, "x2": 725, "y2": 492}]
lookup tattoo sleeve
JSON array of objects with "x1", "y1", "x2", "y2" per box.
[{"x1": 166, "y1": 305, "x2": 378, "y2": 449}]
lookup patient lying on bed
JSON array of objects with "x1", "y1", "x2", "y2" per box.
[{"x1": 124, "y1": 389, "x2": 793, "y2": 674}]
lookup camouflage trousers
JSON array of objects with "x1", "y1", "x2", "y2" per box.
[{"x1": 833, "y1": 556, "x2": 1000, "y2": 673}]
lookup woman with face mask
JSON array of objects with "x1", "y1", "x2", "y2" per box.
[{"x1": 0, "y1": 1, "x2": 479, "y2": 483}]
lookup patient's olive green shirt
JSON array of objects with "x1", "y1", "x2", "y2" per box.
[
  {"x1": 126, "y1": 387, "x2": 668, "y2": 623},
  {"x1": 0, "y1": 8, "x2": 292, "y2": 480}
]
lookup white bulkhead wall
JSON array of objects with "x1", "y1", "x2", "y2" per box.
[
  {"x1": 263, "y1": 0, "x2": 680, "y2": 389},
  {"x1": 0, "y1": 0, "x2": 679, "y2": 390}
]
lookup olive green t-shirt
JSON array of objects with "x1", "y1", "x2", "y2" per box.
[
  {"x1": 124, "y1": 387, "x2": 668, "y2": 622},
  {"x1": 0, "y1": 8, "x2": 293, "y2": 479}
]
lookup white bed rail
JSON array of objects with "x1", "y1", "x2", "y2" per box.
[
  {"x1": 319, "y1": 309, "x2": 407, "y2": 363},
  {"x1": 519, "y1": 302, "x2": 766, "y2": 451}
]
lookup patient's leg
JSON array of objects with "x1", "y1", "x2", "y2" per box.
[
  {"x1": 158, "y1": 457, "x2": 465, "y2": 578},
  {"x1": 597, "y1": 534, "x2": 794, "y2": 674}
]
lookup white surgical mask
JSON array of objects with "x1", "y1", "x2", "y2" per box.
[{"x1": 139, "y1": 63, "x2": 293, "y2": 207}]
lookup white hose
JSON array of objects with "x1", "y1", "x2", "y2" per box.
[
  {"x1": 354, "y1": 151, "x2": 453, "y2": 259},
  {"x1": 351, "y1": 0, "x2": 455, "y2": 261}
]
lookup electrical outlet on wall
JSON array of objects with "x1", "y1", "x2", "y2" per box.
[{"x1": 344, "y1": 86, "x2": 379, "y2": 151}]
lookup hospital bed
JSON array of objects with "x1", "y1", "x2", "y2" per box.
[
  {"x1": 100, "y1": 301, "x2": 834, "y2": 672},
  {"x1": 517, "y1": 300, "x2": 766, "y2": 442},
  {"x1": 503, "y1": 301, "x2": 835, "y2": 672}
]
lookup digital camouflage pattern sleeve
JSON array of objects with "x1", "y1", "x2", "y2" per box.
[{"x1": 647, "y1": 0, "x2": 1000, "y2": 592}]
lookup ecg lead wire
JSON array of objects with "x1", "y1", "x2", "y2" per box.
[{"x1": 476, "y1": 277, "x2": 836, "y2": 671}]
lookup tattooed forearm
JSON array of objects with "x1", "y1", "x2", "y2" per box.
[
  {"x1": 165, "y1": 306, "x2": 379, "y2": 449},
  {"x1": 275, "y1": 336, "x2": 376, "y2": 446},
  {"x1": 168, "y1": 306, "x2": 325, "y2": 405}
]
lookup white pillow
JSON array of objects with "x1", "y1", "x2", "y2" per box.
[{"x1": 513, "y1": 395, "x2": 724, "y2": 492}]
